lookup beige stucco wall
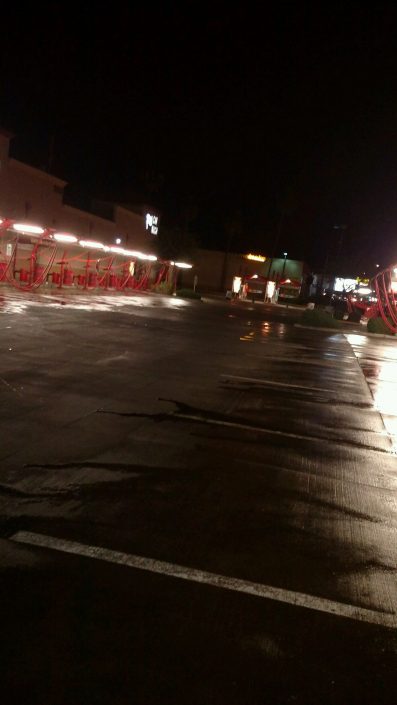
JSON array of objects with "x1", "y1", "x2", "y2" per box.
[
  {"x1": 114, "y1": 205, "x2": 158, "y2": 251},
  {"x1": 54, "y1": 204, "x2": 116, "y2": 242},
  {"x1": 0, "y1": 161, "x2": 65, "y2": 224}
]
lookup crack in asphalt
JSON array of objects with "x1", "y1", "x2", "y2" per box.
[
  {"x1": 96, "y1": 408, "x2": 170, "y2": 420},
  {"x1": 24, "y1": 461, "x2": 154, "y2": 473},
  {"x1": 0, "y1": 483, "x2": 70, "y2": 499},
  {"x1": 0, "y1": 476, "x2": 383, "y2": 523},
  {"x1": 358, "y1": 560, "x2": 397, "y2": 574},
  {"x1": 278, "y1": 487, "x2": 384, "y2": 524}
]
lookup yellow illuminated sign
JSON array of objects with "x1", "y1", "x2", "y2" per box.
[{"x1": 245, "y1": 253, "x2": 266, "y2": 262}]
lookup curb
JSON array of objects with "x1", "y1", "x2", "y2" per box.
[
  {"x1": 344, "y1": 331, "x2": 397, "y2": 340},
  {"x1": 294, "y1": 324, "x2": 344, "y2": 333},
  {"x1": 294, "y1": 323, "x2": 396, "y2": 339}
]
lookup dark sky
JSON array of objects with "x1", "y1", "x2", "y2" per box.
[{"x1": 1, "y1": 4, "x2": 397, "y2": 273}]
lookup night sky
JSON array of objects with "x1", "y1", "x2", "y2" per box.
[{"x1": 1, "y1": 4, "x2": 397, "y2": 274}]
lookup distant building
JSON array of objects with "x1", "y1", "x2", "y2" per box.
[
  {"x1": 0, "y1": 130, "x2": 159, "y2": 251},
  {"x1": 178, "y1": 248, "x2": 308, "y2": 294},
  {"x1": 0, "y1": 129, "x2": 308, "y2": 296}
]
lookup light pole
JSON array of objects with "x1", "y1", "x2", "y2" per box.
[
  {"x1": 321, "y1": 224, "x2": 347, "y2": 295},
  {"x1": 281, "y1": 252, "x2": 288, "y2": 279},
  {"x1": 333, "y1": 224, "x2": 347, "y2": 272},
  {"x1": 266, "y1": 208, "x2": 286, "y2": 285}
]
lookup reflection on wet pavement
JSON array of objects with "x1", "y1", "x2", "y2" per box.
[
  {"x1": 346, "y1": 333, "x2": 397, "y2": 453},
  {"x1": 2, "y1": 289, "x2": 397, "y2": 705},
  {"x1": 0, "y1": 290, "x2": 191, "y2": 314}
]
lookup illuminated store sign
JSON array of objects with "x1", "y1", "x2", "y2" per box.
[
  {"x1": 334, "y1": 278, "x2": 357, "y2": 292},
  {"x1": 245, "y1": 253, "x2": 266, "y2": 262},
  {"x1": 146, "y1": 213, "x2": 159, "y2": 235},
  {"x1": 232, "y1": 276, "x2": 242, "y2": 293},
  {"x1": 266, "y1": 281, "x2": 276, "y2": 298}
]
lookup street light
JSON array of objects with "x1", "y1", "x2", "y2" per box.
[
  {"x1": 333, "y1": 224, "x2": 347, "y2": 264},
  {"x1": 282, "y1": 252, "x2": 288, "y2": 278},
  {"x1": 321, "y1": 224, "x2": 347, "y2": 294}
]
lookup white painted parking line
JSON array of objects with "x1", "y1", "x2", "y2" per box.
[
  {"x1": 172, "y1": 412, "x2": 388, "y2": 450},
  {"x1": 11, "y1": 531, "x2": 397, "y2": 628},
  {"x1": 172, "y1": 412, "x2": 332, "y2": 443},
  {"x1": 219, "y1": 374, "x2": 360, "y2": 395}
]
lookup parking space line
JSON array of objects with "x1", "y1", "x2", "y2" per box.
[
  {"x1": 219, "y1": 374, "x2": 363, "y2": 396},
  {"x1": 11, "y1": 531, "x2": 396, "y2": 628},
  {"x1": 172, "y1": 412, "x2": 389, "y2": 451}
]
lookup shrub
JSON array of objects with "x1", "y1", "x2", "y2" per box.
[
  {"x1": 152, "y1": 281, "x2": 173, "y2": 295},
  {"x1": 334, "y1": 309, "x2": 347, "y2": 320},
  {"x1": 347, "y1": 311, "x2": 362, "y2": 323},
  {"x1": 176, "y1": 288, "x2": 202, "y2": 300},
  {"x1": 367, "y1": 316, "x2": 395, "y2": 335},
  {"x1": 301, "y1": 307, "x2": 342, "y2": 329}
]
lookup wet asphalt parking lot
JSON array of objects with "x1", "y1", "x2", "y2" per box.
[{"x1": 0, "y1": 289, "x2": 397, "y2": 705}]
